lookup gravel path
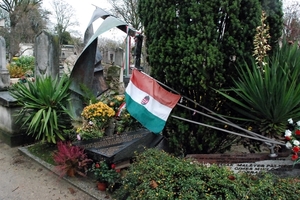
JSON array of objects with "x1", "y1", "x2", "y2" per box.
[{"x1": 0, "y1": 140, "x2": 106, "y2": 200}]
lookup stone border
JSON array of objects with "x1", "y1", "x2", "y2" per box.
[{"x1": 18, "y1": 145, "x2": 109, "y2": 200}]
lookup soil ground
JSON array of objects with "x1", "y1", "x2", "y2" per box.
[{"x1": 0, "y1": 140, "x2": 100, "y2": 200}]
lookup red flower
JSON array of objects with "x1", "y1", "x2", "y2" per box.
[
  {"x1": 285, "y1": 136, "x2": 291, "y2": 141},
  {"x1": 293, "y1": 146, "x2": 300, "y2": 153},
  {"x1": 95, "y1": 163, "x2": 100, "y2": 168},
  {"x1": 292, "y1": 154, "x2": 299, "y2": 161},
  {"x1": 115, "y1": 169, "x2": 121, "y2": 173},
  {"x1": 111, "y1": 163, "x2": 116, "y2": 169},
  {"x1": 296, "y1": 129, "x2": 300, "y2": 136}
]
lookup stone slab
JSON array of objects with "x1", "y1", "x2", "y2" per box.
[
  {"x1": 186, "y1": 151, "x2": 290, "y2": 164},
  {"x1": 186, "y1": 153, "x2": 300, "y2": 176},
  {"x1": 0, "y1": 91, "x2": 18, "y2": 107},
  {"x1": 219, "y1": 159, "x2": 295, "y2": 175},
  {"x1": 73, "y1": 129, "x2": 163, "y2": 163}
]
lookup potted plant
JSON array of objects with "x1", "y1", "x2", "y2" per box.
[
  {"x1": 98, "y1": 93, "x2": 142, "y2": 134},
  {"x1": 53, "y1": 141, "x2": 92, "y2": 177},
  {"x1": 89, "y1": 160, "x2": 120, "y2": 191},
  {"x1": 76, "y1": 101, "x2": 116, "y2": 140}
]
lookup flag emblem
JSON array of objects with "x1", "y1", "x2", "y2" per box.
[{"x1": 141, "y1": 96, "x2": 150, "y2": 105}]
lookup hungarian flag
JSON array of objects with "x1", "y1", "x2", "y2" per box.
[{"x1": 125, "y1": 69, "x2": 181, "y2": 133}]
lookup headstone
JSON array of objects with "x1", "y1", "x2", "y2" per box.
[
  {"x1": 106, "y1": 65, "x2": 124, "y2": 94},
  {"x1": 186, "y1": 153, "x2": 300, "y2": 177},
  {"x1": 73, "y1": 129, "x2": 163, "y2": 163},
  {"x1": 0, "y1": 36, "x2": 10, "y2": 90},
  {"x1": 115, "y1": 48, "x2": 123, "y2": 67},
  {"x1": 34, "y1": 31, "x2": 60, "y2": 79}
]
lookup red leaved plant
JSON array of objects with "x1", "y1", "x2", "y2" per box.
[{"x1": 53, "y1": 141, "x2": 92, "y2": 177}]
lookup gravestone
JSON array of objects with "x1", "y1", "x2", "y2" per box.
[
  {"x1": 106, "y1": 65, "x2": 124, "y2": 94},
  {"x1": 0, "y1": 36, "x2": 10, "y2": 90},
  {"x1": 34, "y1": 31, "x2": 60, "y2": 78},
  {"x1": 186, "y1": 152, "x2": 300, "y2": 177},
  {"x1": 73, "y1": 129, "x2": 163, "y2": 163}
]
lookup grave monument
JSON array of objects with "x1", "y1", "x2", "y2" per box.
[
  {"x1": 34, "y1": 31, "x2": 60, "y2": 78},
  {"x1": 0, "y1": 36, "x2": 10, "y2": 90},
  {"x1": 0, "y1": 31, "x2": 60, "y2": 146}
]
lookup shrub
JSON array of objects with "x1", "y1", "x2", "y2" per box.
[
  {"x1": 53, "y1": 141, "x2": 92, "y2": 177},
  {"x1": 9, "y1": 75, "x2": 72, "y2": 144},
  {"x1": 113, "y1": 148, "x2": 300, "y2": 199},
  {"x1": 13, "y1": 56, "x2": 35, "y2": 72},
  {"x1": 7, "y1": 56, "x2": 35, "y2": 78},
  {"x1": 7, "y1": 65, "x2": 26, "y2": 78},
  {"x1": 216, "y1": 41, "x2": 300, "y2": 141}
]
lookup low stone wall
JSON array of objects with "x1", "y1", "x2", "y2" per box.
[{"x1": 0, "y1": 91, "x2": 33, "y2": 146}]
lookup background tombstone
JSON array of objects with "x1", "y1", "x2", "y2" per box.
[
  {"x1": 34, "y1": 31, "x2": 60, "y2": 78},
  {"x1": 106, "y1": 65, "x2": 124, "y2": 94},
  {"x1": 0, "y1": 36, "x2": 10, "y2": 90}
]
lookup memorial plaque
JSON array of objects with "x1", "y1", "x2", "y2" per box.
[
  {"x1": 73, "y1": 129, "x2": 163, "y2": 163},
  {"x1": 225, "y1": 160, "x2": 294, "y2": 175},
  {"x1": 186, "y1": 153, "x2": 300, "y2": 176},
  {"x1": 186, "y1": 153, "x2": 272, "y2": 164}
]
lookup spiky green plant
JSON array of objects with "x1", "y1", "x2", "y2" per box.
[
  {"x1": 216, "y1": 41, "x2": 300, "y2": 138},
  {"x1": 10, "y1": 75, "x2": 72, "y2": 143}
]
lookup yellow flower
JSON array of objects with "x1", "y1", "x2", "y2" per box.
[{"x1": 81, "y1": 101, "x2": 115, "y2": 120}]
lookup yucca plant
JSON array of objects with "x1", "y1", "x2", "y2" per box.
[
  {"x1": 216, "y1": 41, "x2": 300, "y2": 139},
  {"x1": 10, "y1": 75, "x2": 72, "y2": 144}
]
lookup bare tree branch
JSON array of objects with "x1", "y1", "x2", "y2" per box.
[
  {"x1": 108, "y1": 0, "x2": 142, "y2": 31},
  {"x1": 50, "y1": 0, "x2": 79, "y2": 44}
]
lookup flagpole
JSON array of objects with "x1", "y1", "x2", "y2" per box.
[
  {"x1": 170, "y1": 115, "x2": 283, "y2": 145},
  {"x1": 175, "y1": 103, "x2": 284, "y2": 145}
]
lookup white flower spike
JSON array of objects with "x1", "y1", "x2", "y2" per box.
[{"x1": 288, "y1": 118, "x2": 293, "y2": 124}]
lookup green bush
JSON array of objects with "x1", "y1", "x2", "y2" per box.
[
  {"x1": 7, "y1": 56, "x2": 35, "y2": 78},
  {"x1": 9, "y1": 75, "x2": 73, "y2": 144},
  {"x1": 14, "y1": 56, "x2": 35, "y2": 72},
  {"x1": 113, "y1": 149, "x2": 300, "y2": 199}
]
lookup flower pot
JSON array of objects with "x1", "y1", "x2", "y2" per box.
[
  {"x1": 67, "y1": 168, "x2": 76, "y2": 177},
  {"x1": 97, "y1": 182, "x2": 107, "y2": 191},
  {"x1": 10, "y1": 78, "x2": 19, "y2": 85}
]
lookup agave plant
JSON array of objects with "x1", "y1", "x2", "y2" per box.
[
  {"x1": 10, "y1": 75, "x2": 72, "y2": 144},
  {"x1": 216, "y1": 41, "x2": 300, "y2": 139}
]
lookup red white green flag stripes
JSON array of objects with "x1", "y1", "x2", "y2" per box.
[{"x1": 125, "y1": 70, "x2": 181, "y2": 134}]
